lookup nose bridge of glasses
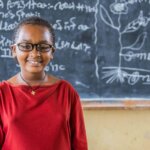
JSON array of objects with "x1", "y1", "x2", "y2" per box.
[
  {"x1": 32, "y1": 44, "x2": 40, "y2": 52},
  {"x1": 29, "y1": 44, "x2": 41, "y2": 56}
]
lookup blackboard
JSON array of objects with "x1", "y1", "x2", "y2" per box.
[{"x1": 1, "y1": 0, "x2": 150, "y2": 102}]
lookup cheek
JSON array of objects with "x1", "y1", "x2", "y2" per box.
[
  {"x1": 45, "y1": 52, "x2": 53, "y2": 60},
  {"x1": 46, "y1": 55, "x2": 53, "y2": 63},
  {"x1": 16, "y1": 52, "x2": 27, "y2": 64},
  {"x1": 43, "y1": 54, "x2": 53, "y2": 66}
]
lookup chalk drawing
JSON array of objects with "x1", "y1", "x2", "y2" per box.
[{"x1": 100, "y1": 0, "x2": 150, "y2": 85}]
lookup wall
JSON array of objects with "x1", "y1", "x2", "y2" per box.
[{"x1": 83, "y1": 109, "x2": 150, "y2": 150}]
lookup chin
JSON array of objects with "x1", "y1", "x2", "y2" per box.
[{"x1": 26, "y1": 67, "x2": 44, "y2": 74}]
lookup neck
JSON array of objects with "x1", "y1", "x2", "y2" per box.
[
  {"x1": 19, "y1": 72, "x2": 47, "y2": 86},
  {"x1": 20, "y1": 71, "x2": 46, "y2": 81}
]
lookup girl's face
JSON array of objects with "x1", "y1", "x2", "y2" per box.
[{"x1": 12, "y1": 24, "x2": 54, "y2": 75}]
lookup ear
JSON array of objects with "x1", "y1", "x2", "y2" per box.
[
  {"x1": 52, "y1": 47, "x2": 55, "y2": 53},
  {"x1": 10, "y1": 45, "x2": 17, "y2": 58}
]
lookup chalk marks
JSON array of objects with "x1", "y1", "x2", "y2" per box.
[
  {"x1": 102, "y1": 66, "x2": 150, "y2": 85},
  {"x1": 100, "y1": 5, "x2": 119, "y2": 30},
  {"x1": 53, "y1": 17, "x2": 90, "y2": 31},
  {"x1": 122, "y1": 11, "x2": 150, "y2": 34},
  {"x1": 2, "y1": 1, "x2": 96, "y2": 16},
  {"x1": 122, "y1": 32, "x2": 147, "y2": 50},
  {"x1": 95, "y1": 56, "x2": 99, "y2": 79},
  {"x1": 75, "y1": 81, "x2": 90, "y2": 88},
  {"x1": 100, "y1": 1, "x2": 150, "y2": 85}
]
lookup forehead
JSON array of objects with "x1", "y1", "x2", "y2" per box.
[{"x1": 16, "y1": 24, "x2": 52, "y2": 43}]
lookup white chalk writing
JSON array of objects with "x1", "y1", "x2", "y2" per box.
[
  {"x1": 127, "y1": 0, "x2": 150, "y2": 4},
  {"x1": 56, "y1": 39, "x2": 91, "y2": 52},
  {"x1": 0, "y1": 21, "x2": 18, "y2": 30},
  {"x1": 53, "y1": 18, "x2": 90, "y2": 31},
  {"x1": 5, "y1": 0, "x2": 96, "y2": 12},
  {"x1": 122, "y1": 51, "x2": 150, "y2": 61},
  {"x1": 48, "y1": 62, "x2": 66, "y2": 72},
  {"x1": 0, "y1": 0, "x2": 3, "y2": 8}
]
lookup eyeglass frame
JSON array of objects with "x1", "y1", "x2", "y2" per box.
[{"x1": 12, "y1": 42, "x2": 55, "y2": 53}]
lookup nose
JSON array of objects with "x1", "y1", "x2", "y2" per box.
[{"x1": 30, "y1": 45, "x2": 41, "y2": 57}]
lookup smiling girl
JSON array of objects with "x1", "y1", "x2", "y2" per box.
[{"x1": 0, "y1": 16, "x2": 88, "y2": 150}]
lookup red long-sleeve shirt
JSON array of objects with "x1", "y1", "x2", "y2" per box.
[{"x1": 0, "y1": 80, "x2": 88, "y2": 150}]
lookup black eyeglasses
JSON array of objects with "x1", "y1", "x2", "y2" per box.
[{"x1": 13, "y1": 43, "x2": 55, "y2": 53}]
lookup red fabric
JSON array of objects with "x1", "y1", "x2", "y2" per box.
[{"x1": 0, "y1": 80, "x2": 88, "y2": 150}]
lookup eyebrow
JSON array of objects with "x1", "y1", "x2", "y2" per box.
[{"x1": 19, "y1": 40, "x2": 50, "y2": 44}]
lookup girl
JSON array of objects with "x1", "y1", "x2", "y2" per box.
[{"x1": 0, "y1": 16, "x2": 88, "y2": 150}]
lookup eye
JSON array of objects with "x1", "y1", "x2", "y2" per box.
[
  {"x1": 38, "y1": 44, "x2": 52, "y2": 52},
  {"x1": 18, "y1": 43, "x2": 32, "y2": 51},
  {"x1": 40, "y1": 44, "x2": 49, "y2": 48}
]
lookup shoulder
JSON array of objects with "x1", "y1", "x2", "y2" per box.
[
  {"x1": 46, "y1": 74, "x2": 60, "y2": 85},
  {"x1": 58, "y1": 80, "x2": 80, "y2": 100},
  {"x1": 47, "y1": 75, "x2": 75, "y2": 91},
  {"x1": 0, "y1": 81, "x2": 5, "y2": 96},
  {"x1": 0, "y1": 74, "x2": 18, "y2": 91},
  {"x1": 6, "y1": 74, "x2": 19, "y2": 85},
  {"x1": 0, "y1": 80, "x2": 7, "y2": 88},
  {"x1": 0, "y1": 80, "x2": 11, "y2": 92},
  {"x1": 59, "y1": 79, "x2": 77, "y2": 91}
]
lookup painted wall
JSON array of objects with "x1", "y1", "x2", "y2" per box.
[{"x1": 83, "y1": 109, "x2": 150, "y2": 150}]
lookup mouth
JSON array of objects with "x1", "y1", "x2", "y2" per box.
[{"x1": 27, "y1": 60, "x2": 42, "y2": 66}]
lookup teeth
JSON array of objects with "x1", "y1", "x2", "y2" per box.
[{"x1": 29, "y1": 61, "x2": 40, "y2": 64}]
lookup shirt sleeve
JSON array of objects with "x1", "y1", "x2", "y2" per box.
[{"x1": 70, "y1": 91, "x2": 88, "y2": 150}]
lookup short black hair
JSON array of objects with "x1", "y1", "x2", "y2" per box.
[{"x1": 12, "y1": 16, "x2": 55, "y2": 45}]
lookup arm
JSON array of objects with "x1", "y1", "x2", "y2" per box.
[{"x1": 70, "y1": 92, "x2": 88, "y2": 150}]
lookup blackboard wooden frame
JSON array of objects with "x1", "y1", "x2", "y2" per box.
[{"x1": 82, "y1": 100, "x2": 150, "y2": 109}]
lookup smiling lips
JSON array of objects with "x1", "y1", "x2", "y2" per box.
[{"x1": 27, "y1": 59, "x2": 42, "y2": 67}]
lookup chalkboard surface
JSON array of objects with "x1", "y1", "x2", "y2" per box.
[{"x1": 1, "y1": 0, "x2": 150, "y2": 101}]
